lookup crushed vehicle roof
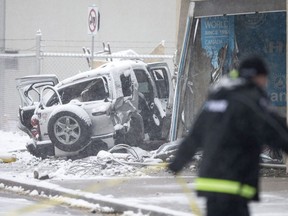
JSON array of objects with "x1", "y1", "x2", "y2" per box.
[{"x1": 56, "y1": 60, "x2": 147, "y2": 88}]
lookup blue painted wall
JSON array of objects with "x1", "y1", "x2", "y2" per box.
[
  {"x1": 235, "y1": 12, "x2": 286, "y2": 107},
  {"x1": 201, "y1": 12, "x2": 286, "y2": 107}
]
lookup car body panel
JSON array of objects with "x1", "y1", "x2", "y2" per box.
[{"x1": 16, "y1": 75, "x2": 60, "y2": 138}]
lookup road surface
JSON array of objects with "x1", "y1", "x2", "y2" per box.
[
  {"x1": 0, "y1": 189, "x2": 104, "y2": 216},
  {"x1": 52, "y1": 175, "x2": 288, "y2": 216}
]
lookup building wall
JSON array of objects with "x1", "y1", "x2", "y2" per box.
[
  {"x1": 1, "y1": 0, "x2": 181, "y2": 131},
  {"x1": 5, "y1": 0, "x2": 179, "y2": 54}
]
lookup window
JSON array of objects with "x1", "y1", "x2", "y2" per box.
[
  {"x1": 134, "y1": 69, "x2": 153, "y2": 94},
  {"x1": 151, "y1": 68, "x2": 169, "y2": 99},
  {"x1": 133, "y1": 69, "x2": 155, "y2": 105},
  {"x1": 81, "y1": 78, "x2": 108, "y2": 102},
  {"x1": 57, "y1": 77, "x2": 109, "y2": 103},
  {"x1": 120, "y1": 74, "x2": 132, "y2": 97}
]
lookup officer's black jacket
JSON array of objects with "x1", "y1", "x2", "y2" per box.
[{"x1": 169, "y1": 77, "x2": 288, "y2": 200}]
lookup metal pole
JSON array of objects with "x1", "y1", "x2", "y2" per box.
[
  {"x1": 0, "y1": 0, "x2": 5, "y2": 130},
  {"x1": 36, "y1": 29, "x2": 42, "y2": 75},
  {"x1": 169, "y1": 2, "x2": 195, "y2": 141},
  {"x1": 91, "y1": 35, "x2": 95, "y2": 69},
  {"x1": 285, "y1": 0, "x2": 288, "y2": 173},
  {"x1": 0, "y1": 0, "x2": 5, "y2": 52}
]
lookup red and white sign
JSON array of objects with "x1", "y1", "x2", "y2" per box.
[{"x1": 88, "y1": 6, "x2": 99, "y2": 35}]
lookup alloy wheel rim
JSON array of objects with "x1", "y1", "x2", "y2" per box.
[{"x1": 54, "y1": 116, "x2": 81, "y2": 145}]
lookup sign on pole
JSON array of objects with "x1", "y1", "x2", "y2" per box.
[{"x1": 88, "y1": 6, "x2": 100, "y2": 35}]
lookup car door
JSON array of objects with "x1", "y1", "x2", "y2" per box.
[
  {"x1": 146, "y1": 62, "x2": 174, "y2": 139},
  {"x1": 146, "y1": 62, "x2": 173, "y2": 112},
  {"x1": 15, "y1": 75, "x2": 59, "y2": 136},
  {"x1": 111, "y1": 67, "x2": 145, "y2": 145}
]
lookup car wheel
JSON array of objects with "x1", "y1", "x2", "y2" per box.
[{"x1": 48, "y1": 108, "x2": 92, "y2": 152}]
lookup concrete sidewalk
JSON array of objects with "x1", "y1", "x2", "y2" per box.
[
  {"x1": 0, "y1": 176, "x2": 196, "y2": 216},
  {"x1": 1, "y1": 174, "x2": 288, "y2": 216}
]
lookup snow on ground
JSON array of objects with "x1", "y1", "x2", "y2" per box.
[
  {"x1": 1, "y1": 130, "x2": 288, "y2": 216},
  {"x1": 0, "y1": 130, "x2": 164, "y2": 180},
  {"x1": 0, "y1": 130, "x2": 28, "y2": 152},
  {"x1": 0, "y1": 130, "x2": 177, "y2": 216}
]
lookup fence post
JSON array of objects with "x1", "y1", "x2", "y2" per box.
[
  {"x1": 0, "y1": 0, "x2": 5, "y2": 130},
  {"x1": 36, "y1": 30, "x2": 42, "y2": 75}
]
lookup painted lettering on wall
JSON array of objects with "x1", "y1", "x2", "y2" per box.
[
  {"x1": 201, "y1": 16, "x2": 234, "y2": 70},
  {"x1": 235, "y1": 12, "x2": 286, "y2": 107}
]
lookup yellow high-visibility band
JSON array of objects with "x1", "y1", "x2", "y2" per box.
[{"x1": 195, "y1": 178, "x2": 256, "y2": 199}]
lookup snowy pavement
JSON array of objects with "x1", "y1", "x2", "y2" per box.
[
  {"x1": 1, "y1": 130, "x2": 288, "y2": 216},
  {"x1": 0, "y1": 130, "x2": 195, "y2": 215},
  {"x1": 0, "y1": 190, "x2": 98, "y2": 216}
]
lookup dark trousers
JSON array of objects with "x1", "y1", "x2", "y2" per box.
[{"x1": 206, "y1": 195, "x2": 250, "y2": 216}]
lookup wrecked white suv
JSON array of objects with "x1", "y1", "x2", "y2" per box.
[{"x1": 16, "y1": 60, "x2": 173, "y2": 158}]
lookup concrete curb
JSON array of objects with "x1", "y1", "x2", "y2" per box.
[{"x1": 0, "y1": 177, "x2": 193, "y2": 216}]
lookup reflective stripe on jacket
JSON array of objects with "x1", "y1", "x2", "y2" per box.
[{"x1": 195, "y1": 177, "x2": 257, "y2": 199}]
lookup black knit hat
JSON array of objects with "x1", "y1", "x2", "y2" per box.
[{"x1": 238, "y1": 56, "x2": 269, "y2": 79}]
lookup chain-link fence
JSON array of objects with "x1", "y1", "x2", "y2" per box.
[
  {"x1": 0, "y1": 34, "x2": 175, "y2": 132},
  {"x1": 0, "y1": 53, "x2": 37, "y2": 131},
  {"x1": 42, "y1": 55, "x2": 90, "y2": 81}
]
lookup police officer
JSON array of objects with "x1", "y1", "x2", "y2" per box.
[{"x1": 168, "y1": 56, "x2": 288, "y2": 216}]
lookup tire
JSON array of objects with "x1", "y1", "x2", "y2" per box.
[{"x1": 48, "y1": 107, "x2": 92, "y2": 152}]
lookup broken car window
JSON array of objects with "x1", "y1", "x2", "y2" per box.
[
  {"x1": 120, "y1": 74, "x2": 132, "y2": 97},
  {"x1": 151, "y1": 68, "x2": 169, "y2": 99},
  {"x1": 133, "y1": 69, "x2": 154, "y2": 104},
  {"x1": 81, "y1": 77, "x2": 108, "y2": 102},
  {"x1": 43, "y1": 77, "x2": 109, "y2": 105}
]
